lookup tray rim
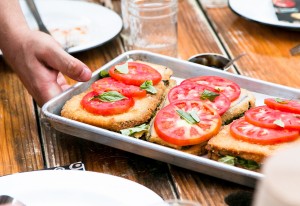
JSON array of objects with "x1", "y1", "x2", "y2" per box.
[{"x1": 42, "y1": 50, "x2": 300, "y2": 187}]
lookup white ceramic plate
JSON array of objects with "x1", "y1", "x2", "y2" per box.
[
  {"x1": 229, "y1": 0, "x2": 300, "y2": 30},
  {"x1": 19, "y1": 0, "x2": 123, "y2": 53},
  {"x1": 0, "y1": 170, "x2": 163, "y2": 206}
]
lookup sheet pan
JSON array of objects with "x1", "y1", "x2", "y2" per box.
[{"x1": 42, "y1": 50, "x2": 300, "y2": 187}]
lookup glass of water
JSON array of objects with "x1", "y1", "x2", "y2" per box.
[{"x1": 126, "y1": 0, "x2": 178, "y2": 57}]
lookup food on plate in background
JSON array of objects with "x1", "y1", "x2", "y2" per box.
[{"x1": 51, "y1": 25, "x2": 89, "y2": 49}]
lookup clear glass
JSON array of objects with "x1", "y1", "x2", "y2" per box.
[{"x1": 126, "y1": 0, "x2": 178, "y2": 57}]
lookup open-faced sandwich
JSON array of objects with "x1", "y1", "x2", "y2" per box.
[
  {"x1": 146, "y1": 75, "x2": 255, "y2": 155},
  {"x1": 206, "y1": 98, "x2": 300, "y2": 170},
  {"x1": 61, "y1": 60, "x2": 256, "y2": 157},
  {"x1": 61, "y1": 60, "x2": 173, "y2": 132}
]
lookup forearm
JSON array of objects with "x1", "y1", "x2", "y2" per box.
[{"x1": 0, "y1": 0, "x2": 30, "y2": 52}]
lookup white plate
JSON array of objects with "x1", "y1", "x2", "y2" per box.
[
  {"x1": 0, "y1": 170, "x2": 163, "y2": 206},
  {"x1": 19, "y1": 0, "x2": 123, "y2": 53},
  {"x1": 229, "y1": 0, "x2": 300, "y2": 30}
]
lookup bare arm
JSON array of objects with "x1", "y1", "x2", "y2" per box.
[{"x1": 0, "y1": 0, "x2": 92, "y2": 106}]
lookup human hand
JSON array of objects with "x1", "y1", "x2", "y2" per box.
[{"x1": 1, "y1": 30, "x2": 92, "y2": 107}]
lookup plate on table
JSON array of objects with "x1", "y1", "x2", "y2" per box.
[
  {"x1": 17, "y1": 0, "x2": 123, "y2": 54},
  {"x1": 0, "y1": 170, "x2": 163, "y2": 206},
  {"x1": 229, "y1": 0, "x2": 300, "y2": 30}
]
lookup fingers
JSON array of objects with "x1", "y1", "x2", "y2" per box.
[{"x1": 40, "y1": 45, "x2": 92, "y2": 82}]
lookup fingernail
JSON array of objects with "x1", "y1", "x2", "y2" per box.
[{"x1": 80, "y1": 66, "x2": 92, "y2": 81}]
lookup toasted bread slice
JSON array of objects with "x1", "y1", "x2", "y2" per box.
[
  {"x1": 206, "y1": 124, "x2": 300, "y2": 165},
  {"x1": 61, "y1": 61, "x2": 173, "y2": 132},
  {"x1": 221, "y1": 88, "x2": 256, "y2": 125}
]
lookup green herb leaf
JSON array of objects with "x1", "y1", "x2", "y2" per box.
[
  {"x1": 140, "y1": 80, "x2": 157, "y2": 94},
  {"x1": 219, "y1": 155, "x2": 260, "y2": 170},
  {"x1": 274, "y1": 98, "x2": 288, "y2": 104},
  {"x1": 120, "y1": 124, "x2": 149, "y2": 136},
  {"x1": 99, "y1": 70, "x2": 109, "y2": 78},
  {"x1": 218, "y1": 156, "x2": 236, "y2": 166},
  {"x1": 92, "y1": 91, "x2": 125, "y2": 102},
  {"x1": 115, "y1": 62, "x2": 129, "y2": 74},
  {"x1": 176, "y1": 109, "x2": 200, "y2": 124},
  {"x1": 236, "y1": 158, "x2": 260, "y2": 170},
  {"x1": 200, "y1": 90, "x2": 220, "y2": 101},
  {"x1": 273, "y1": 119, "x2": 285, "y2": 127}
]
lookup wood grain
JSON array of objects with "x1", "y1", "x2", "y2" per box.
[
  {"x1": 0, "y1": 59, "x2": 43, "y2": 176},
  {"x1": 203, "y1": 6, "x2": 300, "y2": 89}
]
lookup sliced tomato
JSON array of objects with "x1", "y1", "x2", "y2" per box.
[
  {"x1": 168, "y1": 83, "x2": 230, "y2": 115},
  {"x1": 109, "y1": 62, "x2": 162, "y2": 86},
  {"x1": 181, "y1": 76, "x2": 241, "y2": 101},
  {"x1": 264, "y1": 98, "x2": 300, "y2": 114},
  {"x1": 92, "y1": 77, "x2": 147, "y2": 98},
  {"x1": 245, "y1": 106, "x2": 300, "y2": 130},
  {"x1": 154, "y1": 100, "x2": 222, "y2": 146},
  {"x1": 230, "y1": 117, "x2": 299, "y2": 145},
  {"x1": 81, "y1": 91, "x2": 134, "y2": 116}
]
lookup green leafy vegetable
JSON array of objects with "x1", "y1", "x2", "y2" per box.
[
  {"x1": 115, "y1": 62, "x2": 129, "y2": 74},
  {"x1": 218, "y1": 156, "x2": 235, "y2": 166},
  {"x1": 91, "y1": 91, "x2": 125, "y2": 102},
  {"x1": 120, "y1": 124, "x2": 149, "y2": 136},
  {"x1": 200, "y1": 90, "x2": 220, "y2": 101},
  {"x1": 218, "y1": 155, "x2": 260, "y2": 170},
  {"x1": 140, "y1": 80, "x2": 157, "y2": 94},
  {"x1": 275, "y1": 98, "x2": 288, "y2": 104},
  {"x1": 176, "y1": 109, "x2": 200, "y2": 124},
  {"x1": 273, "y1": 119, "x2": 285, "y2": 127},
  {"x1": 99, "y1": 70, "x2": 109, "y2": 78}
]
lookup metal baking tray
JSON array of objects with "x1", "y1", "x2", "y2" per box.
[{"x1": 42, "y1": 50, "x2": 300, "y2": 187}]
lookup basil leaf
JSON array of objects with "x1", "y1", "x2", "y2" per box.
[
  {"x1": 219, "y1": 155, "x2": 260, "y2": 170},
  {"x1": 140, "y1": 80, "x2": 157, "y2": 94},
  {"x1": 200, "y1": 90, "x2": 220, "y2": 101},
  {"x1": 120, "y1": 124, "x2": 149, "y2": 136},
  {"x1": 176, "y1": 109, "x2": 200, "y2": 124},
  {"x1": 190, "y1": 110, "x2": 200, "y2": 122},
  {"x1": 273, "y1": 119, "x2": 285, "y2": 127},
  {"x1": 99, "y1": 70, "x2": 109, "y2": 78},
  {"x1": 274, "y1": 98, "x2": 288, "y2": 104},
  {"x1": 218, "y1": 156, "x2": 236, "y2": 166},
  {"x1": 236, "y1": 158, "x2": 260, "y2": 170},
  {"x1": 115, "y1": 62, "x2": 129, "y2": 74},
  {"x1": 92, "y1": 91, "x2": 125, "y2": 102}
]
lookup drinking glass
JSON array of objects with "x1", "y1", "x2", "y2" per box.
[{"x1": 124, "y1": 0, "x2": 178, "y2": 57}]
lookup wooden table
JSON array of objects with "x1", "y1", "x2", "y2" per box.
[{"x1": 0, "y1": 0, "x2": 299, "y2": 205}]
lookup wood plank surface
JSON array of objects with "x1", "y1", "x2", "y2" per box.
[
  {"x1": 202, "y1": 5, "x2": 300, "y2": 89},
  {"x1": 0, "y1": 59, "x2": 44, "y2": 176}
]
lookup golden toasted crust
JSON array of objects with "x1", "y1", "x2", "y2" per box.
[
  {"x1": 221, "y1": 88, "x2": 256, "y2": 125},
  {"x1": 206, "y1": 124, "x2": 300, "y2": 164},
  {"x1": 61, "y1": 61, "x2": 173, "y2": 132}
]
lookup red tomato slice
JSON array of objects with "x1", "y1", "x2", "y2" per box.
[
  {"x1": 109, "y1": 62, "x2": 162, "y2": 86},
  {"x1": 154, "y1": 100, "x2": 222, "y2": 146},
  {"x1": 245, "y1": 106, "x2": 300, "y2": 130},
  {"x1": 92, "y1": 77, "x2": 147, "y2": 98},
  {"x1": 81, "y1": 91, "x2": 134, "y2": 116},
  {"x1": 181, "y1": 76, "x2": 241, "y2": 101},
  {"x1": 264, "y1": 98, "x2": 300, "y2": 114},
  {"x1": 168, "y1": 83, "x2": 231, "y2": 115},
  {"x1": 273, "y1": 0, "x2": 296, "y2": 8},
  {"x1": 230, "y1": 117, "x2": 299, "y2": 145}
]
